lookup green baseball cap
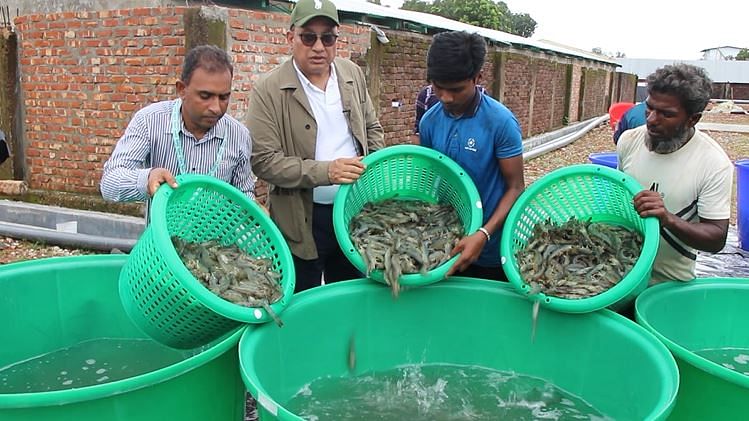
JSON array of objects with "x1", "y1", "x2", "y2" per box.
[{"x1": 290, "y1": 0, "x2": 340, "y2": 28}]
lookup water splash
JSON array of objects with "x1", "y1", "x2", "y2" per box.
[{"x1": 286, "y1": 363, "x2": 612, "y2": 420}]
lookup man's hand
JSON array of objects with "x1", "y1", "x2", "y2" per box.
[
  {"x1": 147, "y1": 168, "x2": 178, "y2": 196},
  {"x1": 328, "y1": 157, "x2": 365, "y2": 184},
  {"x1": 633, "y1": 190, "x2": 672, "y2": 226},
  {"x1": 446, "y1": 232, "x2": 487, "y2": 276},
  {"x1": 257, "y1": 201, "x2": 270, "y2": 216}
]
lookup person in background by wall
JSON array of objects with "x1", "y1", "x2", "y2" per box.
[
  {"x1": 419, "y1": 31, "x2": 525, "y2": 281},
  {"x1": 247, "y1": 0, "x2": 384, "y2": 293},
  {"x1": 613, "y1": 101, "x2": 647, "y2": 144},
  {"x1": 100, "y1": 45, "x2": 254, "y2": 209},
  {"x1": 618, "y1": 63, "x2": 732, "y2": 285},
  {"x1": 412, "y1": 84, "x2": 485, "y2": 143}
]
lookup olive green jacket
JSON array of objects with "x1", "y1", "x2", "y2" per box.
[{"x1": 248, "y1": 57, "x2": 384, "y2": 259}]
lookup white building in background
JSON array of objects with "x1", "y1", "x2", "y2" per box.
[
  {"x1": 701, "y1": 46, "x2": 746, "y2": 61},
  {"x1": 616, "y1": 58, "x2": 749, "y2": 101}
]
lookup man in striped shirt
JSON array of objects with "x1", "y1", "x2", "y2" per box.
[{"x1": 100, "y1": 45, "x2": 254, "y2": 207}]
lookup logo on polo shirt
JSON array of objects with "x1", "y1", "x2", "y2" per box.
[{"x1": 464, "y1": 138, "x2": 477, "y2": 152}]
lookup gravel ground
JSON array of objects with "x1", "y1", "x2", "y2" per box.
[{"x1": 0, "y1": 237, "x2": 92, "y2": 265}]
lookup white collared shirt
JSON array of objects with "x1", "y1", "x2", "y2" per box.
[{"x1": 293, "y1": 60, "x2": 357, "y2": 204}]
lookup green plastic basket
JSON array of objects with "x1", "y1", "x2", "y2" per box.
[
  {"x1": 119, "y1": 174, "x2": 295, "y2": 349},
  {"x1": 333, "y1": 144, "x2": 483, "y2": 287},
  {"x1": 500, "y1": 164, "x2": 660, "y2": 313}
]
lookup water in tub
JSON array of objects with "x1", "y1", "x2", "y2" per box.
[
  {"x1": 695, "y1": 347, "x2": 749, "y2": 376},
  {"x1": 285, "y1": 363, "x2": 613, "y2": 420},
  {"x1": 0, "y1": 338, "x2": 199, "y2": 393}
]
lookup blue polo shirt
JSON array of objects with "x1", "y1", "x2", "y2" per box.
[{"x1": 419, "y1": 90, "x2": 523, "y2": 267}]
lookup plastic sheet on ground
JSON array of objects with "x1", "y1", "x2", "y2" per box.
[{"x1": 696, "y1": 225, "x2": 749, "y2": 278}]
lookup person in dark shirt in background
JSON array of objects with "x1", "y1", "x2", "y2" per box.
[
  {"x1": 412, "y1": 84, "x2": 485, "y2": 143},
  {"x1": 613, "y1": 101, "x2": 647, "y2": 144}
]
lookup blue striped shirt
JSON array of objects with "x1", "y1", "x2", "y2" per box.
[{"x1": 100, "y1": 99, "x2": 255, "y2": 203}]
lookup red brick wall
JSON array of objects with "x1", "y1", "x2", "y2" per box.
[
  {"x1": 731, "y1": 84, "x2": 749, "y2": 100},
  {"x1": 527, "y1": 59, "x2": 567, "y2": 136},
  {"x1": 568, "y1": 64, "x2": 582, "y2": 122},
  {"x1": 366, "y1": 30, "x2": 429, "y2": 146},
  {"x1": 713, "y1": 82, "x2": 749, "y2": 100},
  {"x1": 16, "y1": 8, "x2": 186, "y2": 193},
  {"x1": 16, "y1": 7, "x2": 370, "y2": 194},
  {"x1": 364, "y1": 30, "x2": 498, "y2": 146},
  {"x1": 501, "y1": 52, "x2": 532, "y2": 136},
  {"x1": 500, "y1": 52, "x2": 570, "y2": 137},
  {"x1": 226, "y1": 8, "x2": 370, "y2": 124},
  {"x1": 609, "y1": 73, "x2": 619, "y2": 106},
  {"x1": 579, "y1": 67, "x2": 609, "y2": 120},
  {"x1": 615, "y1": 72, "x2": 637, "y2": 103},
  {"x1": 15, "y1": 6, "x2": 620, "y2": 195}
]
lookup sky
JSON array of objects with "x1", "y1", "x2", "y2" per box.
[{"x1": 377, "y1": 0, "x2": 749, "y2": 60}]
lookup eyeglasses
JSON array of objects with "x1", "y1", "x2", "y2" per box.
[{"x1": 298, "y1": 32, "x2": 338, "y2": 47}]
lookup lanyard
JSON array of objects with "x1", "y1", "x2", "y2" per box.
[{"x1": 170, "y1": 98, "x2": 227, "y2": 176}]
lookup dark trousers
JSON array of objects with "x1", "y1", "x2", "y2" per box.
[
  {"x1": 293, "y1": 203, "x2": 362, "y2": 293},
  {"x1": 454, "y1": 264, "x2": 509, "y2": 282}
]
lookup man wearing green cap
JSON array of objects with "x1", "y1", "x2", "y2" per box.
[{"x1": 248, "y1": 0, "x2": 384, "y2": 293}]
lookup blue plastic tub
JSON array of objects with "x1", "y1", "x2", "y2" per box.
[
  {"x1": 736, "y1": 159, "x2": 749, "y2": 251},
  {"x1": 588, "y1": 152, "x2": 618, "y2": 169}
]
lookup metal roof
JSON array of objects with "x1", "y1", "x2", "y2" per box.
[
  {"x1": 700, "y1": 46, "x2": 747, "y2": 52},
  {"x1": 288, "y1": 0, "x2": 620, "y2": 66},
  {"x1": 616, "y1": 58, "x2": 749, "y2": 83}
]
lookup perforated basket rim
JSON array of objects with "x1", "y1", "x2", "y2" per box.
[
  {"x1": 500, "y1": 164, "x2": 660, "y2": 313},
  {"x1": 149, "y1": 174, "x2": 296, "y2": 323},
  {"x1": 333, "y1": 144, "x2": 483, "y2": 287}
]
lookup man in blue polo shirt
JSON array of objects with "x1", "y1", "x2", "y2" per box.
[
  {"x1": 419, "y1": 31, "x2": 525, "y2": 281},
  {"x1": 613, "y1": 101, "x2": 647, "y2": 144}
]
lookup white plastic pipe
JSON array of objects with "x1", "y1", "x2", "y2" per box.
[{"x1": 523, "y1": 115, "x2": 610, "y2": 161}]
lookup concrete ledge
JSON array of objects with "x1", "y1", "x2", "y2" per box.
[{"x1": 0, "y1": 199, "x2": 144, "y2": 251}]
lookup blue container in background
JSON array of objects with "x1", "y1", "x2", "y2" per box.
[
  {"x1": 588, "y1": 152, "x2": 618, "y2": 169},
  {"x1": 736, "y1": 159, "x2": 749, "y2": 251}
]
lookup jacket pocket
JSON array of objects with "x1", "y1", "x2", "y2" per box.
[{"x1": 269, "y1": 193, "x2": 303, "y2": 243}]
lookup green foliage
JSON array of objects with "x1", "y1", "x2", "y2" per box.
[
  {"x1": 506, "y1": 12, "x2": 536, "y2": 38},
  {"x1": 401, "y1": 0, "x2": 537, "y2": 37},
  {"x1": 401, "y1": 0, "x2": 431, "y2": 13},
  {"x1": 736, "y1": 48, "x2": 749, "y2": 61}
]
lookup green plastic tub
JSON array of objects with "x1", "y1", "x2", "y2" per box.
[
  {"x1": 333, "y1": 144, "x2": 482, "y2": 288},
  {"x1": 0, "y1": 255, "x2": 245, "y2": 421},
  {"x1": 240, "y1": 279, "x2": 678, "y2": 420},
  {"x1": 636, "y1": 278, "x2": 749, "y2": 420}
]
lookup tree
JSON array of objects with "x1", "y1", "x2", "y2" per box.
[
  {"x1": 366, "y1": 0, "x2": 382, "y2": 5},
  {"x1": 401, "y1": 0, "x2": 536, "y2": 37},
  {"x1": 737, "y1": 48, "x2": 749, "y2": 61},
  {"x1": 506, "y1": 12, "x2": 536, "y2": 38},
  {"x1": 431, "y1": 0, "x2": 504, "y2": 32},
  {"x1": 401, "y1": 0, "x2": 431, "y2": 13}
]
